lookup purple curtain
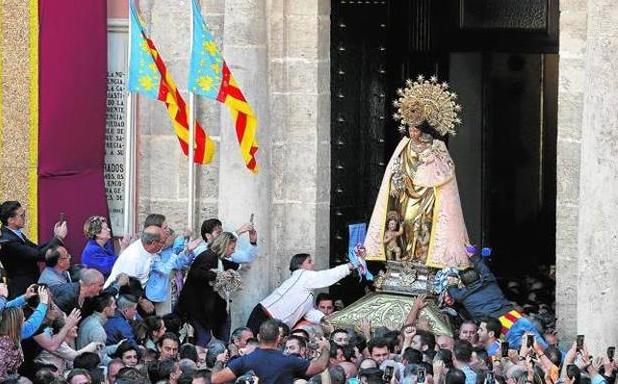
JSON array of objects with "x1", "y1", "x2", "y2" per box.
[{"x1": 38, "y1": 0, "x2": 109, "y2": 260}]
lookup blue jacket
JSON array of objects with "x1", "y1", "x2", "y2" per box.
[
  {"x1": 103, "y1": 310, "x2": 137, "y2": 348},
  {"x1": 81, "y1": 239, "x2": 117, "y2": 277},
  {"x1": 145, "y1": 238, "x2": 196, "y2": 303},
  {"x1": 447, "y1": 254, "x2": 513, "y2": 320}
]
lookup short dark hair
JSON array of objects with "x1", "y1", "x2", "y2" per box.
[
  {"x1": 367, "y1": 337, "x2": 389, "y2": 354},
  {"x1": 481, "y1": 317, "x2": 502, "y2": 338},
  {"x1": 144, "y1": 316, "x2": 165, "y2": 338},
  {"x1": 147, "y1": 358, "x2": 176, "y2": 383},
  {"x1": 144, "y1": 214, "x2": 166, "y2": 228},
  {"x1": 162, "y1": 313, "x2": 182, "y2": 336},
  {"x1": 200, "y1": 218, "x2": 222, "y2": 241},
  {"x1": 33, "y1": 368, "x2": 56, "y2": 384},
  {"x1": 286, "y1": 335, "x2": 307, "y2": 349},
  {"x1": 67, "y1": 369, "x2": 92, "y2": 384},
  {"x1": 45, "y1": 245, "x2": 63, "y2": 267},
  {"x1": 460, "y1": 267, "x2": 480, "y2": 286},
  {"x1": 114, "y1": 341, "x2": 140, "y2": 360},
  {"x1": 358, "y1": 368, "x2": 384, "y2": 384},
  {"x1": 192, "y1": 369, "x2": 211, "y2": 383},
  {"x1": 116, "y1": 367, "x2": 149, "y2": 384},
  {"x1": 453, "y1": 340, "x2": 473, "y2": 363},
  {"x1": 93, "y1": 293, "x2": 115, "y2": 313},
  {"x1": 0, "y1": 201, "x2": 21, "y2": 226},
  {"x1": 258, "y1": 319, "x2": 281, "y2": 343},
  {"x1": 291, "y1": 328, "x2": 310, "y2": 340},
  {"x1": 316, "y1": 292, "x2": 333, "y2": 306},
  {"x1": 74, "y1": 352, "x2": 101, "y2": 369},
  {"x1": 472, "y1": 346, "x2": 489, "y2": 364},
  {"x1": 402, "y1": 347, "x2": 423, "y2": 364},
  {"x1": 231, "y1": 327, "x2": 252, "y2": 343},
  {"x1": 415, "y1": 329, "x2": 436, "y2": 350},
  {"x1": 435, "y1": 348, "x2": 455, "y2": 369},
  {"x1": 289, "y1": 253, "x2": 310, "y2": 272},
  {"x1": 446, "y1": 368, "x2": 467, "y2": 384},
  {"x1": 157, "y1": 332, "x2": 180, "y2": 348},
  {"x1": 179, "y1": 343, "x2": 198, "y2": 362}
]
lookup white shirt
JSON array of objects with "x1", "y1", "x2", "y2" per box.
[
  {"x1": 104, "y1": 239, "x2": 154, "y2": 288},
  {"x1": 260, "y1": 264, "x2": 351, "y2": 327}
]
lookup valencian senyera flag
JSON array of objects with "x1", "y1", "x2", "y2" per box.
[
  {"x1": 128, "y1": 1, "x2": 215, "y2": 164},
  {"x1": 188, "y1": 0, "x2": 259, "y2": 173}
]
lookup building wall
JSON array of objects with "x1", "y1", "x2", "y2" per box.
[
  {"x1": 555, "y1": 0, "x2": 587, "y2": 341},
  {"x1": 121, "y1": 0, "x2": 331, "y2": 326}
]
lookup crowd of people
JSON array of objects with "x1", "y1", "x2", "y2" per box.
[{"x1": 0, "y1": 200, "x2": 615, "y2": 384}]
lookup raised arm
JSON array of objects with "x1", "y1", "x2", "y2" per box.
[
  {"x1": 305, "y1": 337, "x2": 331, "y2": 377},
  {"x1": 304, "y1": 264, "x2": 353, "y2": 290}
]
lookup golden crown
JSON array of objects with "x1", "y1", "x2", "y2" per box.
[{"x1": 392, "y1": 75, "x2": 462, "y2": 137}]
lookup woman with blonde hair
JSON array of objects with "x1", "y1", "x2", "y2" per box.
[
  {"x1": 80, "y1": 215, "x2": 129, "y2": 277},
  {"x1": 176, "y1": 232, "x2": 239, "y2": 346}
]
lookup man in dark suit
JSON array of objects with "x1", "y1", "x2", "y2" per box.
[{"x1": 0, "y1": 200, "x2": 67, "y2": 298}]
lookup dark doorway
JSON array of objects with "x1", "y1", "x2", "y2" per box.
[{"x1": 330, "y1": 0, "x2": 558, "y2": 303}]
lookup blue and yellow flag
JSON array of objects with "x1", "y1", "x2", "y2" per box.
[
  {"x1": 128, "y1": 3, "x2": 160, "y2": 99},
  {"x1": 128, "y1": 1, "x2": 214, "y2": 164},
  {"x1": 188, "y1": 0, "x2": 259, "y2": 172}
]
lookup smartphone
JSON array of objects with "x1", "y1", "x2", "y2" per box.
[
  {"x1": 566, "y1": 364, "x2": 578, "y2": 380},
  {"x1": 417, "y1": 367, "x2": 426, "y2": 383},
  {"x1": 59, "y1": 212, "x2": 66, "y2": 223},
  {"x1": 527, "y1": 334, "x2": 534, "y2": 348},
  {"x1": 384, "y1": 365, "x2": 394, "y2": 382},
  {"x1": 501, "y1": 341, "x2": 509, "y2": 358},
  {"x1": 249, "y1": 213, "x2": 254, "y2": 224},
  {"x1": 608, "y1": 346, "x2": 615, "y2": 362},
  {"x1": 485, "y1": 372, "x2": 495, "y2": 384},
  {"x1": 576, "y1": 334, "x2": 585, "y2": 350}
]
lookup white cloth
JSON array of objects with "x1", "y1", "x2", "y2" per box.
[
  {"x1": 104, "y1": 239, "x2": 154, "y2": 288},
  {"x1": 260, "y1": 264, "x2": 351, "y2": 327}
]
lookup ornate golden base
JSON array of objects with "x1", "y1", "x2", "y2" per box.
[{"x1": 326, "y1": 261, "x2": 452, "y2": 336}]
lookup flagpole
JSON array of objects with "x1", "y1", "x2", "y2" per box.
[
  {"x1": 187, "y1": 0, "x2": 197, "y2": 234},
  {"x1": 123, "y1": 1, "x2": 137, "y2": 237}
]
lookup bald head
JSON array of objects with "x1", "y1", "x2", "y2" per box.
[{"x1": 79, "y1": 268, "x2": 105, "y2": 297}]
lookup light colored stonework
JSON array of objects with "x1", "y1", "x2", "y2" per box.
[
  {"x1": 556, "y1": 0, "x2": 587, "y2": 343},
  {"x1": 134, "y1": 0, "x2": 330, "y2": 327}
]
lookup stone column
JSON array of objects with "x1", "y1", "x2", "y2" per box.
[
  {"x1": 267, "y1": 0, "x2": 331, "y2": 286},
  {"x1": 218, "y1": 0, "x2": 272, "y2": 329},
  {"x1": 575, "y1": 0, "x2": 618, "y2": 354},
  {"x1": 555, "y1": 0, "x2": 587, "y2": 342}
]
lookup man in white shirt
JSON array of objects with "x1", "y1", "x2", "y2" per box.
[
  {"x1": 104, "y1": 226, "x2": 165, "y2": 288},
  {"x1": 246, "y1": 253, "x2": 357, "y2": 334}
]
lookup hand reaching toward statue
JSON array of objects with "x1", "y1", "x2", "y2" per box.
[{"x1": 413, "y1": 293, "x2": 428, "y2": 310}]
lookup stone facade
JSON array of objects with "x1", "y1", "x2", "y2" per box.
[
  {"x1": 557, "y1": 0, "x2": 618, "y2": 351},
  {"x1": 127, "y1": 0, "x2": 618, "y2": 344},
  {"x1": 132, "y1": 0, "x2": 330, "y2": 327}
]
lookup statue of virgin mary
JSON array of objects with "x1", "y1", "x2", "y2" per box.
[{"x1": 364, "y1": 76, "x2": 471, "y2": 269}]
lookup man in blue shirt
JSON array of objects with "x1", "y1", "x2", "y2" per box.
[
  {"x1": 211, "y1": 319, "x2": 330, "y2": 384},
  {"x1": 453, "y1": 340, "x2": 477, "y2": 384},
  {"x1": 104, "y1": 294, "x2": 139, "y2": 348},
  {"x1": 193, "y1": 218, "x2": 258, "y2": 264},
  {"x1": 478, "y1": 317, "x2": 501, "y2": 357}
]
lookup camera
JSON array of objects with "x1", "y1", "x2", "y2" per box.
[
  {"x1": 384, "y1": 365, "x2": 394, "y2": 382},
  {"x1": 417, "y1": 367, "x2": 426, "y2": 383},
  {"x1": 501, "y1": 342, "x2": 509, "y2": 358},
  {"x1": 576, "y1": 335, "x2": 585, "y2": 351}
]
